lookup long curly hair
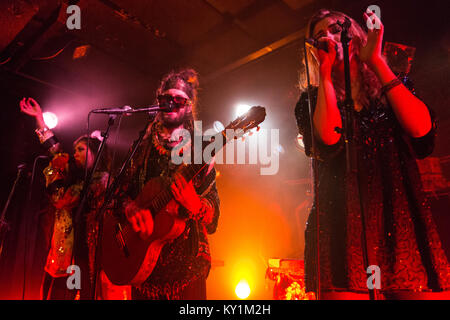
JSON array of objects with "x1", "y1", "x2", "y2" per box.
[
  {"x1": 299, "y1": 9, "x2": 383, "y2": 107},
  {"x1": 73, "y1": 134, "x2": 111, "y2": 173},
  {"x1": 156, "y1": 68, "x2": 200, "y2": 118}
]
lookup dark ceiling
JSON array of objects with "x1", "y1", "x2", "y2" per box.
[
  {"x1": 0, "y1": 0, "x2": 448, "y2": 158},
  {"x1": 0, "y1": 0, "x2": 326, "y2": 93},
  {"x1": 0, "y1": 0, "x2": 342, "y2": 157}
]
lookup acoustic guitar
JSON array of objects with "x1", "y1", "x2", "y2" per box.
[{"x1": 101, "y1": 106, "x2": 266, "y2": 285}]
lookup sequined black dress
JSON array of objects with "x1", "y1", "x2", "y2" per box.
[{"x1": 295, "y1": 87, "x2": 450, "y2": 294}]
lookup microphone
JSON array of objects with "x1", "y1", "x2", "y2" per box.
[
  {"x1": 158, "y1": 102, "x2": 173, "y2": 112},
  {"x1": 91, "y1": 105, "x2": 170, "y2": 114},
  {"x1": 305, "y1": 38, "x2": 330, "y2": 53},
  {"x1": 91, "y1": 105, "x2": 133, "y2": 114},
  {"x1": 133, "y1": 105, "x2": 172, "y2": 113},
  {"x1": 337, "y1": 17, "x2": 351, "y2": 33}
]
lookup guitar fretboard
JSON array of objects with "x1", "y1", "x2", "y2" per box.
[{"x1": 147, "y1": 130, "x2": 231, "y2": 214}]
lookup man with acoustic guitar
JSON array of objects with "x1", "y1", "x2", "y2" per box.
[{"x1": 114, "y1": 68, "x2": 220, "y2": 299}]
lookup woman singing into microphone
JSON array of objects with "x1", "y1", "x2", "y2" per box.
[{"x1": 295, "y1": 9, "x2": 450, "y2": 299}]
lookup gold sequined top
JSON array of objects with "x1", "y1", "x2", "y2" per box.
[{"x1": 43, "y1": 153, "x2": 108, "y2": 279}]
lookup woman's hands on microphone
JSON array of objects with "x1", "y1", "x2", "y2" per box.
[{"x1": 310, "y1": 38, "x2": 339, "y2": 78}]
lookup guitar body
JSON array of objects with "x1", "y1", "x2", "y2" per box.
[{"x1": 101, "y1": 176, "x2": 186, "y2": 286}]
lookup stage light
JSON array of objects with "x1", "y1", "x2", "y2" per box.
[
  {"x1": 73, "y1": 45, "x2": 91, "y2": 60},
  {"x1": 235, "y1": 280, "x2": 251, "y2": 299},
  {"x1": 296, "y1": 134, "x2": 304, "y2": 150},
  {"x1": 43, "y1": 112, "x2": 58, "y2": 129},
  {"x1": 213, "y1": 120, "x2": 225, "y2": 133},
  {"x1": 235, "y1": 104, "x2": 251, "y2": 118}
]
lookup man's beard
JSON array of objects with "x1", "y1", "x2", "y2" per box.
[{"x1": 160, "y1": 111, "x2": 192, "y2": 129}]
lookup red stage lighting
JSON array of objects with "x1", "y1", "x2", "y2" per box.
[{"x1": 73, "y1": 45, "x2": 91, "y2": 59}]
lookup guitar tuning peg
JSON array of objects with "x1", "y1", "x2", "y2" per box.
[
  {"x1": 241, "y1": 136, "x2": 245, "y2": 142},
  {"x1": 248, "y1": 131, "x2": 253, "y2": 136},
  {"x1": 256, "y1": 126, "x2": 260, "y2": 131}
]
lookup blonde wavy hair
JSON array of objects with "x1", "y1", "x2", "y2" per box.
[{"x1": 299, "y1": 9, "x2": 383, "y2": 107}]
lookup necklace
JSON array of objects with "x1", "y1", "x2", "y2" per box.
[{"x1": 152, "y1": 122, "x2": 171, "y2": 156}]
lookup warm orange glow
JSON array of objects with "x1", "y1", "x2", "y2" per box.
[
  {"x1": 285, "y1": 281, "x2": 316, "y2": 300},
  {"x1": 206, "y1": 165, "x2": 308, "y2": 299}
]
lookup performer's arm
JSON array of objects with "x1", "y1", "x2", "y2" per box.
[
  {"x1": 311, "y1": 39, "x2": 343, "y2": 146},
  {"x1": 201, "y1": 179, "x2": 220, "y2": 234},
  {"x1": 19, "y1": 97, "x2": 61, "y2": 154},
  {"x1": 361, "y1": 11, "x2": 431, "y2": 138},
  {"x1": 171, "y1": 171, "x2": 219, "y2": 228},
  {"x1": 372, "y1": 59, "x2": 431, "y2": 137},
  {"x1": 119, "y1": 162, "x2": 154, "y2": 240}
]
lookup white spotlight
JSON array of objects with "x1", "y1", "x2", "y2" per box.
[
  {"x1": 235, "y1": 280, "x2": 251, "y2": 299},
  {"x1": 43, "y1": 112, "x2": 58, "y2": 129},
  {"x1": 235, "y1": 104, "x2": 251, "y2": 118}
]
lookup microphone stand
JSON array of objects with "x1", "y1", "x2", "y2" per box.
[
  {"x1": 0, "y1": 164, "x2": 26, "y2": 260},
  {"x1": 303, "y1": 40, "x2": 321, "y2": 300},
  {"x1": 338, "y1": 17, "x2": 376, "y2": 300},
  {"x1": 72, "y1": 113, "x2": 117, "y2": 299},
  {"x1": 87, "y1": 106, "x2": 164, "y2": 299},
  {"x1": 90, "y1": 118, "x2": 153, "y2": 299}
]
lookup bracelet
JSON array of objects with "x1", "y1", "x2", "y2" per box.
[
  {"x1": 381, "y1": 78, "x2": 402, "y2": 96},
  {"x1": 35, "y1": 127, "x2": 54, "y2": 144},
  {"x1": 190, "y1": 198, "x2": 215, "y2": 224},
  {"x1": 42, "y1": 135, "x2": 59, "y2": 150}
]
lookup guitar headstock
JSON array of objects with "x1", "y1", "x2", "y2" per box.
[{"x1": 224, "y1": 106, "x2": 266, "y2": 139}]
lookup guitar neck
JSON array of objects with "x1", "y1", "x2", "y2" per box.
[{"x1": 147, "y1": 130, "x2": 230, "y2": 214}]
